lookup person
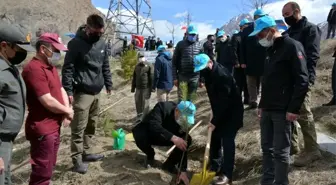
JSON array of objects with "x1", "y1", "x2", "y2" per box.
[
  {"x1": 131, "y1": 53, "x2": 153, "y2": 119},
  {"x1": 240, "y1": 10, "x2": 267, "y2": 110},
  {"x1": 167, "y1": 40, "x2": 174, "y2": 48},
  {"x1": 327, "y1": 3, "x2": 336, "y2": 39},
  {"x1": 132, "y1": 101, "x2": 196, "y2": 185},
  {"x1": 0, "y1": 22, "x2": 34, "y2": 185},
  {"x1": 22, "y1": 33, "x2": 70, "y2": 185},
  {"x1": 215, "y1": 30, "x2": 234, "y2": 74},
  {"x1": 145, "y1": 36, "x2": 150, "y2": 51},
  {"x1": 250, "y1": 15, "x2": 309, "y2": 185},
  {"x1": 155, "y1": 37, "x2": 163, "y2": 49},
  {"x1": 193, "y1": 54, "x2": 243, "y2": 185},
  {"x1": 62, "y1": 14, "x2": 113, "y2": 174},
  {"x1": 282, "y1": 2, "x2": 322, "y2": 166},
  {"x1": 153, "y1": 45, "x2": 173, "y2": 102},
  {"x1": 172, "y1": 24, "x2": 203, "y2": 101},
  {"x1": 150, "y1": 36, "x2": 156, "y2": 51},
  {"x1": 203, "y1": 34, "x2": 215, "y2": 61},
  {"x1": 324, "y1": 49, "x2": 336, "y2": 106}
]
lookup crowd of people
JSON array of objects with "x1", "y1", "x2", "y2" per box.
[{"x1": 0, "y1": 1, "x2": 334, "y2": 185}]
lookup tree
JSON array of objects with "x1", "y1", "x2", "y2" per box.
[
  {"x1": 244, "y1": 0, "x2": 269, "y2": 10},
  {"x1": 166, "y1": 21, "x2": 178, "y2": 44}
]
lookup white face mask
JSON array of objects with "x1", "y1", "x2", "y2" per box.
[
  {"x1": 48, "y1": 52, "x2": 61, "y2": 65},
  {"x1": 258, "y1": 32, "x2": 274, "y2": 47},
  {"x1": 139, "y1": 57, "x2": 146, "y2": 63},
  {"x1": 220, "y1": 37, "x2": 227, "y2": 42}
]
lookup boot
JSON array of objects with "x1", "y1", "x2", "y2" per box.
[
  {"x1": 322, "y1": 98, "x2": 336, "y2": 106},
  {"x1": 72, "y1": 162, "x2": 88, "y2": 174},
  {"x1": 293, "y1": 150, "x2": 322, "y2": 167},
  {"x1": 83, "y1": 154, "x2": 104, "y2": 162}
]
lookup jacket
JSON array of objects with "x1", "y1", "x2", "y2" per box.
[
  {"x1": 131, "y1": 61, "x2": 153, "y2": 92},
  {"x1": 240, "y1": 23, "x2": 267, "y2": 76},
  {"x1": 230, "y1": 33, "x2": 241, "y2": 65},
  {"x1": 156, "y1": 40, "x2": 163, "y2": 48},
  {"x1": 216, "y1": 38, "x2": 234, "y2": 66},
  {"x1": 259, "y1": 36, "x2": 309, "y2": 114},
  {"x1": 203, "y1": 40, "x2": 215, "y2": 61},
  {"x1": 138, "y1": 101, "x2": 189, "y2": 171},
  {"x1": 62, "y1": 25, "x2": 113, "y2": 96},
  {"x1": 328, "y1": 9, "x2": 336, "y2": 25},
  {"x1": 283, "y1": 16, "x2": 321, "y2": 84},
  {"x1": 201, "y1": 62, "x2": 243, "y2": 133},
  {"x1": 0, "y1": 58, "x2": 26, "y2": 138},
  {"x1": 153, "y1": 52, "x2": 173, "y2": 90},
  {"x1": 172, "y1": 40, "x2": 203, "y2": 80}
]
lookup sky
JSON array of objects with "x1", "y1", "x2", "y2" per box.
[{"x1": 92, "y1": 0, "x2": 333, "y2": 42}]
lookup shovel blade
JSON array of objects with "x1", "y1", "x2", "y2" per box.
[{"x1": 190, "y1": 171, "x2": 216, "y2": 185}]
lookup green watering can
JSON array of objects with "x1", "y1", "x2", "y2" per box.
[{"x1": 112, "y1": 128, "x2": 126, "y2": 150}]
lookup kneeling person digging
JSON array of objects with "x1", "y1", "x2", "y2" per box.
[{"x1": 132, "y1": 101, "x2": 196, "y2": 185}]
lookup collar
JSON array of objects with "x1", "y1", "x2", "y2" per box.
[
  {"x1": 269, "y1": 36, "x2": 286, "y2": 52},
  {"x1": 290, "y1": 16, "x2": 308, "y2": 30}
]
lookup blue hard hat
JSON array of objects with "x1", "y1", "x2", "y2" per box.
[
  {"x1": 177, "y1": 101, "x2": 196, "y2": 125},
  {"x1": 217, "y1": 30, "x2": 225, "y2": 37},
  {"x1": 157, "y1": 45, "x2": 166, "y2": 52},
  {"x1": 249, "y1": 16, "x2": 276, "y2": 37},
  {"x1": 254, "y1": 9, "x2": 267, "y2": 16},
  {"x1": 239, "y1": 19, "x2": 250, "y2": 26},
  {"x1": 187, "y1": 24, "x2": 198, "y2": 34},
  {"x1": 232, "y1": 30, "x2": 239, "y2": 34},
  {"x1": 193, "y1": 53, "x2": 210, "y2": 72}
]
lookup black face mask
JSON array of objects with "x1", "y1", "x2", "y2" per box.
[
  {"x1": 88, "y1": 33, "x2": 101, "y2": 43},
  {"x1": 210, "y1": 39, "x2": 215, "y2": 43},
  {"x1": 8, "y1": 51, "x2": 27, "y2": 65},
  {"x1": 284, "y1": 15, "x2": 297, "y2": 26}
]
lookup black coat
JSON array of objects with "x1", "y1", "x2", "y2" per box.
[
  {"x1": 201, "y1": 62, "x2": 243, "y2": 133},
  {"x1": 216, "y1": 39, "x2": 233, "y2": 67},
  {"x1": 283, "y1": 16, "x2": 321, "y2": 84},
  {"x1": 328, "y1": 9, "x2": 336, "y2": 25},
  {"x1": 230, "y1": 33, "x2": 241, "y2": 65},
  {"x1": 240, "y1": 23, "x2": 267, "y2": 76},
  {"x1": 259, "y1": 36, "x2": 309, "y2": 114},
  {"x1": 203, "y1": 40, "x2": 215, "y2": 61}
]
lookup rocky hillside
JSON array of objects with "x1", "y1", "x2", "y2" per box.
[
  {"x1": 219, "y1": 13, "x2": 253, "y2": 35},
  {"x1": 318, "y1": 22, "x2": 328, "y2": 40},
  {"x1": 0, "y1": 0, "x2": 104, "y2": 43}
]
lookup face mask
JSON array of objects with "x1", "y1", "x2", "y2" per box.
[
  {"x1": 139, "y1": 57, "x2": 146, "y2": 63},
  {"x1": 88, "y1": 33, "x2": 101, "y2": 43},
  {"x1": 48, "y1": 52, "x2": 61, "y2": 65},
  {"x1": 220, "y1": 37, "x2": 227, "y2": 42},
  {"x1": 8, "y1": 51, "x2": 27, "y2": 65},
  {"x1": 284, "y1": 14, "x2": 297, "y2": 26},
  {"x1": 210, "y1": 39, "x2": 215, "y2": 43},
  {"x1": 187, "y1": 35, "x2": 197, "y2": 42},
  {"x1": 258, "y1": 32, "x2": 274, "y2": 47}
]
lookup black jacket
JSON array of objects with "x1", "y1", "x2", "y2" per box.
[
  {"x1": 139, "y1": 101, "x2": 189, "y2": 170},
  {"x1": 203, "y1": 40, "x2": 215, "y2": 61},
  {"x1": 230, "y1": 33, "x2": 241, "y2": 65},
  {"x1": 201, "y1": 62, "x2": 243, "y2": 133},
  {"x1": 283, "y1": 16, "x2": 321, "y2": 84},
  {"x1": 172, "y1": 40, "x2": 203, "y2": 80},
  {"x1": 259, "y1": 36, "x2": 309, "y2": 114},
  {"x1": 131, "y1": 62, "x2": 153, "y2": 92},
  {"x1": 156, "y1": 40, "x2": 163, "y2": 48},
  {"x1": 240, "y1": 23, "x2": 267, "y2": 76},
  {"x1": 216, "y1": 38, "x2": 233, "y2": 67},
  {"x1": 328, "y1": 9, "x2": 336, "y2": 25},
  {"x1": 62, "y1": 25, "x2": 113, "y2": 96}
]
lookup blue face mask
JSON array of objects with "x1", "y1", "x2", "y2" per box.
[{"x1": 187, "y1": 35, "x2": 197, "y2": 42}]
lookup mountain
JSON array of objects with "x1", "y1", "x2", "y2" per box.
[
  {"x1": 219, "y1": 13, "x2": 253, "y2": 35},
  {"x1": 318, "y1": 21, "x2": 328, "y2": 40}
]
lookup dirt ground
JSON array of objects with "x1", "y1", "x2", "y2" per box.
[{"x1": 11, "y1": 41, "x2": 336, "y2": 185}]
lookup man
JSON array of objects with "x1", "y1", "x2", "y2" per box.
[
  {"x1": 150, "y1": 36, "x2": 156, "y2": 51},
  {"x1": 167, "y1": 40, "x2": 174, "y2": 48},
  {"x1": 131, "y1": 53, "x2": 153, "y2": 118},
  {"x1": 327, "y1": 3, "x2": 336, "y2": 39},
  {"x1": 132, "y1": 101, "x2": 195, "y2": 185},
  {"x1": 153, "y1": 45, "x2": 173, "y2": 102},
  {"x1": 193, "y1": 54, "x2": 243, "y2": 185},
  {"x1": 0, "y1": 22, "x2": 34, "y2": 185},
  {"x1": 324, "y1": 49, "x2": 336, "y2": 106},
  {"x1": 282, "y1": 2, "x2": 322, "y2": 166},
  {"x1": 62, "y1": 14, "x2": 113, "y2": 174},
  {"x1": 203, "y1": 34, "x2": 215, "y2": 61},
  {"x1": 22, "y1": 33, "x2": 71, "y2": 185},
  {"x1": 155, "y1": 37, "x2": 163, "y2": 49},
  {"x1": 216, "y1": 30, "x2": 234, "y2": 74},
  {"x1": 250, "y1": 16, "x2": 309, "y2": 185},
  {"x1": 231, "y1": 29, "x2": 250, "y2": 104},
  {"x1": 172, "y1": 24, "x2": 203, "y2": 101},
  {"x1": 145, "y1": 36, "x2": 150, "y2": 51}
]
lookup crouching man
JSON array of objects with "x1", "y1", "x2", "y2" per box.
[
  {"x1": 132, "y1": 101, "x2": 196, "y2": 185},
  {"x1": 193, "y1": 54, "x2": 244, "y2": 185}
]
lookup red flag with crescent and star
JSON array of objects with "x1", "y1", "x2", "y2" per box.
[{"x1": 131, "y1": 34, "x2": 144, "y2": 48}]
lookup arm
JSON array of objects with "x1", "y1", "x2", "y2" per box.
[
  {"x1": 172, "y1": 42, "x2": 181, "y2": 80},
  {"x1": 304, "y1": 26, "x2": 321, "y2": 84},
  {"x1": 103, "y1": 45, "x2": 113, "y2": 90},
  {"x1": 61, "y1": 87, "x2": 70, "y2": 108},
  {"x1": 147, "y1": 103, "x2": 174, "y2": 141},
  {"x1": 287, "y1": 44, "x2": 309, "y2": 114},
  {"x1": 240, "y1": 36, "x2": 247, "y2": 65},
  {"x1": 230, "y1": 36, "x2": 240, "y2": 65},
  {"x1": 153, "y1": 58, "x2": 161, "y2": 89},
  {"x1": 131, "y1": 69, "x2": 136, "y2": 92},
  {"x1": 62, "y1": 41, "x2": 76, "y2": 96}
]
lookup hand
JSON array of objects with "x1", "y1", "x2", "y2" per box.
[
  {"x1": 65, "y1": 107, "x2": 74, "y2": 120},
  {"x1": 241, "y1": 64, "x2": 246, "y2": 68},
  {"x1": 171, "y1": 136, "x2": 187, "y2": 151},
  {"x1": 234, "y1": 64, "x2": 240, "y2": 68},
  {"x1": 106, "y1": 89, "x2": 112, "y2": 95},
  {"x1": 257, "y1": 109, "x2": 262, "y2": 119},
  {"x1": 286, "y1": 112, "x2": 299, "y2": 122},
  {"x1": 174, "y1": 80, "x2": 178, "y2": 87},
  {"x1": 0, "y1": 158, "x2": 4, "y2": 175},
  {"x1": 178, "y1": 172, "x2": 190, "y2": 185},
  {"x1": 208, "y1": 123, "x2": 216, "y2": 132},
  {"x1": 68, "y1": 96, "x2": 74, "y2": 104},
  {"x1": 199, "y1": 83, "x2": 204, "y2": 88},
  {"x1": 63, "y1": 118, "x2": 71, "y2": 127}
]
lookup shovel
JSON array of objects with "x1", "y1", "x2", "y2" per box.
[{"x1": 190, "y1": 127, "x2": 216, "y2": 185}]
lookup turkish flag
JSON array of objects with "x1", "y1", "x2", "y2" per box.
[
  {"x1": 181, "y1": 26, "x2": 187, "y2": 30},
  {"x1": 132, "y1": 34, "x2": 144, "y2": 48}
]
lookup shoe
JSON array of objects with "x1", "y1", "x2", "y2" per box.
[
  {"x1": 245, "y1": 102, "x2": 258, "y2": 110},
  {"x1": 293, "y1": 150, "x2": 322, "y2": 167},
  {"x1": 213, "y1": 175, "x2": 230, "y2": 185},
  {"x1": 83, "y1": 154, "x2": 104, "y2": 162},
  {"x1": 322, "y1": 99, "x2": 336, "y2": 106},
  {"x1": 72, "y1": 163, "x2": 88, "y2": 174},
  {"x1": 161, "y1": 162, "x2": 177, "y2": 174}
]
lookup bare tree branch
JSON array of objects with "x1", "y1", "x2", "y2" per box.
[{"x1": 165, "y1": 21, "x2": 177, "y2": 44}]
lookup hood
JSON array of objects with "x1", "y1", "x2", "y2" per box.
[
  {"x1": 159, "y1": 51, "x2": 172, "y2": 60},
  {"x1": 75, "y1": 24, "x2": 90, "y2": 41}
]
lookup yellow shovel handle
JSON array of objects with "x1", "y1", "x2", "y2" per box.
[{"x1": 202, "y1": 127, "x2": 212, "y2": 172}]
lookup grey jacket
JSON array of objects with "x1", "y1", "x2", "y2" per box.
[{"x1": 0, "y1": 58, "x2": 26, "y2": 137}]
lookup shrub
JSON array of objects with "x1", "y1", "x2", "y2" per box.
[{"x1": 120, "y1": 47, "x2": 138, "y2": 80}]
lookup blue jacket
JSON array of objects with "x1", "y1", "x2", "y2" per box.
[{"x1": 153, "y1": 52, "x2": 173, "y2": 90}]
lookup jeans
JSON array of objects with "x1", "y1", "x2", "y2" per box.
[{"x1": 260, "y1": 111, "x2": 291, "y2": 185}]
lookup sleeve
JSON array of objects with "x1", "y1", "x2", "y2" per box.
[
  {"x1": 240, "y1": 36, "x2": 247, "y2": 65},
  {"x1": 230, "y1": 36, "x2": 240, "y2": 65},
  {"x1": 103, "y1": 45, "x2": 113, "y2": 90},
  {"x1": 131, "y1": 69, "x2": 136, "y2": 92},
  {"x1": 303, "y1": 26, "x2": 321, "y2": 84},
  {"x1": 147, "y1": 63, "x2": 153, "y2": 89},
  {"x1": 153, "y1": 58, "x2": 160, "y2": 89},
  {"x1": 147, "y1": 103, "x2": 174, "y2": 141},
  {"x1": 23, "y1": 67, "x2": 50, "y2": 98},
  {"x1": 61, "y1": 41, "x2": 77, "y2": 96},
  {"x1": 172, "y1": 42, "x2": 181, "y2": 80},
  {"x1": 287, "y1": 43, "x2": 309, "y2": 114}
]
